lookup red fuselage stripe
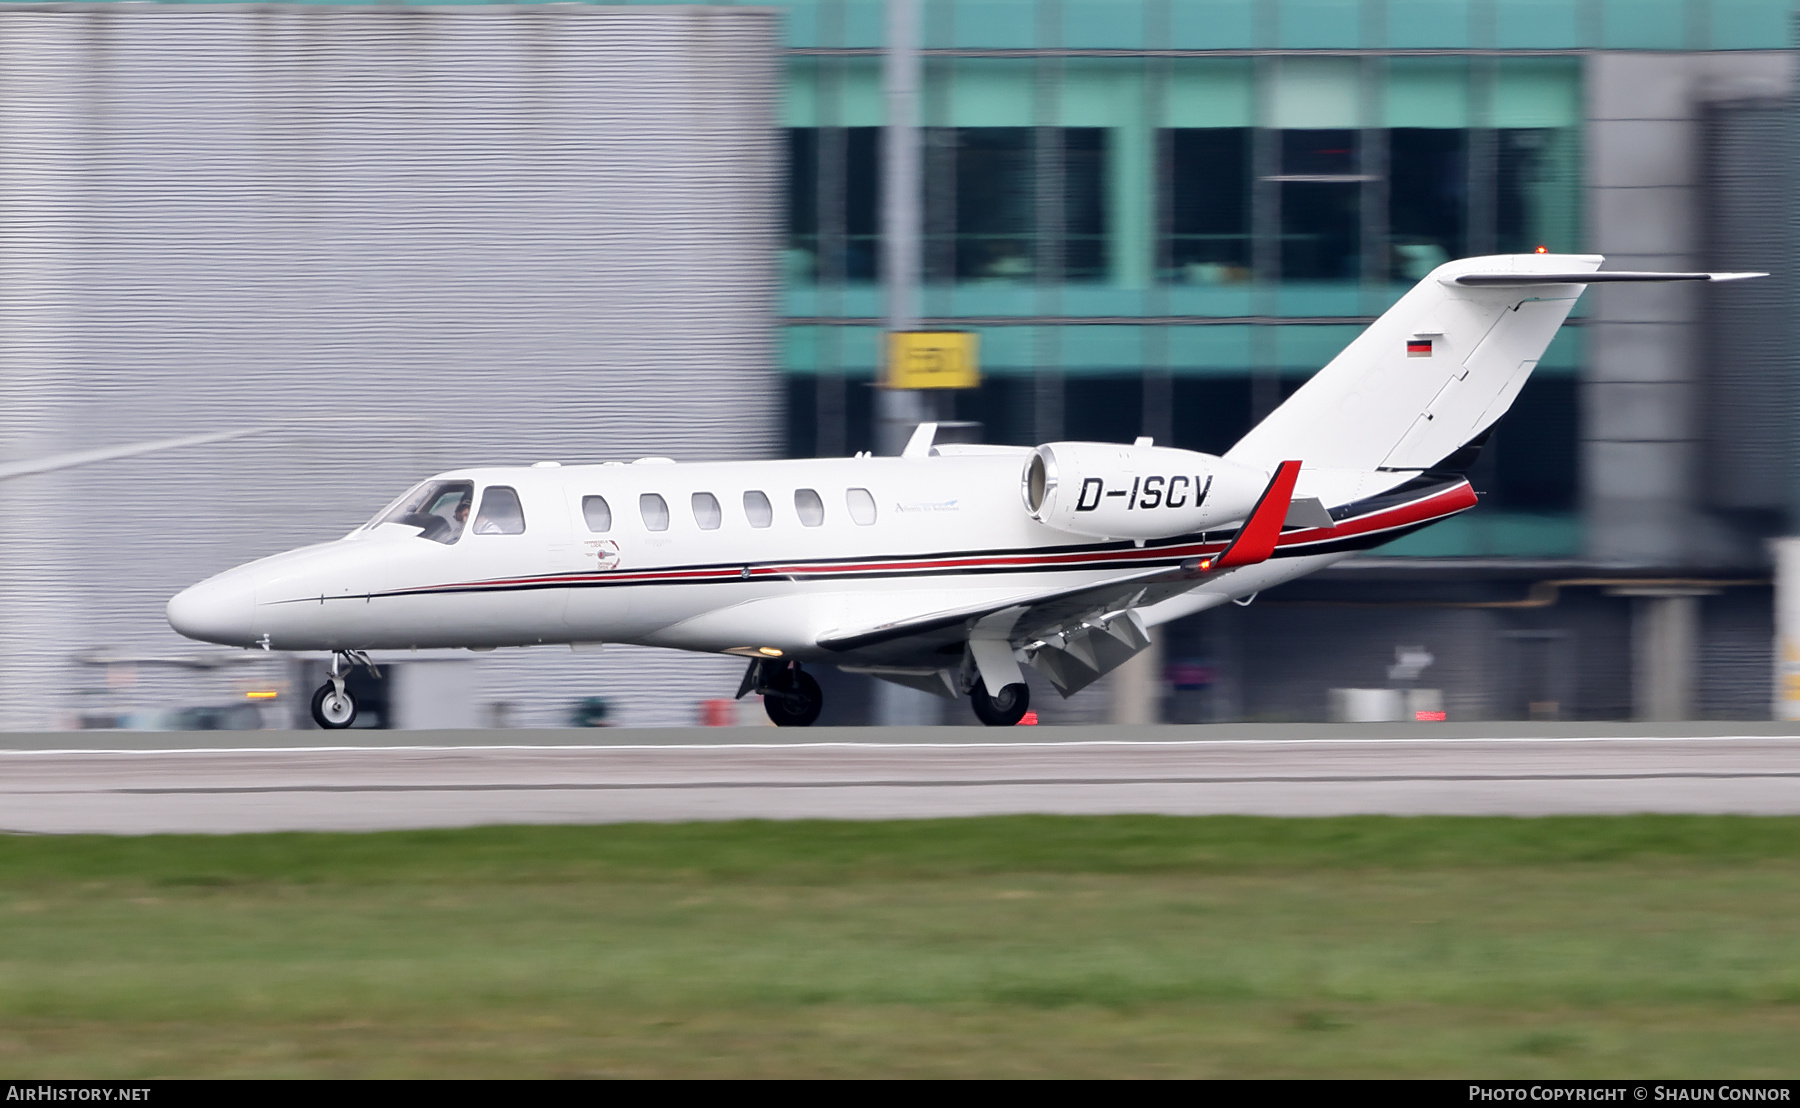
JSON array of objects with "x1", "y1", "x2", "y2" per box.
[{"x1": 393, "y1": 480, "x2": 1476, "y2": 595}]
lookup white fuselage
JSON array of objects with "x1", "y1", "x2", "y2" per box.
[{"x1": 167, "y1": 447, "x2": 1363, "y2": 666}]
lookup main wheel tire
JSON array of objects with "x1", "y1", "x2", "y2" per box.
[
  {"x1": 311, "y1": 682, "x2": 358, "y2": 729},
  {"x1": 971, "y1": 680, "x2": 1030, "y2": 726},
  {"x1": 763, "y1": 669, "x2": 823, "y2": 727}
]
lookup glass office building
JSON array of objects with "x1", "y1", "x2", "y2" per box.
[{"x1": 771, "y1": 0, "x2": 1792, "y2": 562}]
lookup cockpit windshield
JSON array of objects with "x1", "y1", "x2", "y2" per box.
[{"x1": 374, "y1": 480, "x2": 474, "y2": 544}]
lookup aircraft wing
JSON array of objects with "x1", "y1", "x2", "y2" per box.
[
  {"x1": 816, "y1": 460, "x2": 1301, "y2": 663},
  {"x1": 816, "y1": 563, "x2": 1180, "y2": 659},
  {"x1": 0, "y1": 428, "x2": 267, "y2": 482},
  {"x1": 0, "y1": 417, "x2": 431, "y2": 483}
]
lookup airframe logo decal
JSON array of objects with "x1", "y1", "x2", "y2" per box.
[{"x1": 895, "y1": 499, "x2": 960, "y2": 514}]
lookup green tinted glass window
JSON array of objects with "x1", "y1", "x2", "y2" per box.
[
  {"x1": 1169, "y1": 0, "x2": 1255, "y2": 48},
  {"x1": 1387, "y1": 0, "x2": 1471, "y2": 48},
  {"x1": 1279, "y1": 0, "x2": 1362, "y2": 48},
  {"x1": 1494, "y1": 0, "x2": 1584, "y2": 48},
  {"x1": 1602, "y1": 0, "x2": 1686, "y2": 48},
  {"x1": 952, "y1": 0, "x2": 1037, "y2": 48},
  {"x1": 1711, "y1": 0, "x2": 1790, "y2": 49},
  {"x1": 1164, "y1": 129, "x2": 1251, "y2": 286},
  {"x1": 1389, "y1": 130, "x2": 1466, "y2": 278},
  {"x1": 1063, "y1": 0, "x2": 1144, "y2": 48},
  {"x1": 781, "y1": 0, "x2": 819, "y2": 48}
]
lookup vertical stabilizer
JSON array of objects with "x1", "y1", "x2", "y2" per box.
[{"x1": 1225, "y1": 253, "x2": 1603, "y2": 476}]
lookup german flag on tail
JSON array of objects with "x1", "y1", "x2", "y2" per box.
[{"x1": 1406, "y1": 338, "x2": 1433, "y2": 358}]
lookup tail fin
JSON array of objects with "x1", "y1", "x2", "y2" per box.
[{"x1": 1225, "y1": 254, "x2": 1761, "y2": 477}]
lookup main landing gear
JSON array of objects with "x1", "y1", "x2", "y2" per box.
[
  {"x1": 310, "y1": 650, "x2": 379, "y2": 730},
  {"x1": 738, "y1": 657, "x2": 823, "y2": 727},
  {"x1": 970, "y1": 680, "x2": 1031, "y2": 727},
  {"x1": 734, "y1": 657, "x2": 1031, "y2": 728}
]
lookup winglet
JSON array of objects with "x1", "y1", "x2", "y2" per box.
[{"x1": 1209, "y1": 460, "x2": 1302, "y2": 570}]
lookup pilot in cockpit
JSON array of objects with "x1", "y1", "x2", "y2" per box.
[
  {"x1": 376, "y1": 480, "x2": 475, "y2": 544},
  {"x1": 438, "y1": 489, "x2": 473, "y2": 539}
]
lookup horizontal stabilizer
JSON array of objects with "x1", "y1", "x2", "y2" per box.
[
  {"x1": 1451, "y1": 271, "x2": 1765, "y2": 286},
  {"x1": 1283, "y1": 496, "x2": 1335, "y2": 530}
]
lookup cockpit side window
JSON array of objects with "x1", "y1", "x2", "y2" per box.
[
  {"x1": 377, "y1": 480, "x2": 474, "y2": 544},
  {"x1": 474, "y1": 486, "x2": 527, "y2": 535}
]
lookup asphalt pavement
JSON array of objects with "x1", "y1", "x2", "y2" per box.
[{"x1": 1, "y1": 723, "x2": 1797, "y2": 833}]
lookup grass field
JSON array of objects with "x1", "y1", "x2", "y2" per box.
[{"x1": 2, "y1": 815, "x2": 1798, "y2": 1077}]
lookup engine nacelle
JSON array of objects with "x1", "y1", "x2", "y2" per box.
[{"x1": 1021, "y1": 442, "x2": 1271, "y2": 540}]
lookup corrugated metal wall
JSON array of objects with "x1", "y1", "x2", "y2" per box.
[
  {"x1": 0, "y1": 4, "x2": 780, "y2": 729},
  {"x1": 1698, "y1": 587, "x2": 1774, "y2": 719},
  {"x1": 1701, "y1": 97, "x2": 1791, "y2": 517}
]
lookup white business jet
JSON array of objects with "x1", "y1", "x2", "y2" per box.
[{"x1": 165, "y1": 254, "x2": 1761, "y2": 728}]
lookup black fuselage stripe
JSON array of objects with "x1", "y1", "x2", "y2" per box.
[
  {"x1": 339, "y1": 518, "x2": 1429, "y2": 601},
  {"x1": 304, "y1": 481, "x2": 1471, "y2": 604}
]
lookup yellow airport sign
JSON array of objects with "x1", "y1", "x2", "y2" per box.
[{"x1": 885, "y1": 330, "x2": 979, "y2": 390}]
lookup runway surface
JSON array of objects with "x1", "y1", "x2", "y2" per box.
[{"x1": 3, "y1": 724, "x2": 1799, "y2": 833}]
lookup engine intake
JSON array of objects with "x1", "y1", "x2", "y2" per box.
[{"x1": 1022, "y1": 442, "x2": 1271, "y2": 541}]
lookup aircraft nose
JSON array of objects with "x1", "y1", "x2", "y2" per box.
[{"x1": 166, "y1": 573, "x2": 257, "y2": 646}]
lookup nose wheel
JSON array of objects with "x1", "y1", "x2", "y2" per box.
[
  {"x1": 310, "y1": 650, "x2": 378, "y2": 729},
  {"x1": 311, "y1": 682, "x2": 358, "y2": 729}
]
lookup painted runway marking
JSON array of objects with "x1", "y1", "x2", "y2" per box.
[
  {"x1": 3, "y1": 734, "x2": 1799, "y2": 757},
  {"x1": 3, "y1": 771, "x2": 1783, "y2": 795}
]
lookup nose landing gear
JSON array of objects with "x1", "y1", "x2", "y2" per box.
[
  {"x1": 311, "y1": 682, "x2": 357, "y2": 729},
  {"x1": 310, "y1": 650, "x2": 380, "y2": 729},
  {"x1": 736, "y1": 657, "x2": 823, "y2": 727}
]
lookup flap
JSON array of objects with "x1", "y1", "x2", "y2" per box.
[{"x1": 816, "y1": 461, "x2": 1303, "y2": 663}]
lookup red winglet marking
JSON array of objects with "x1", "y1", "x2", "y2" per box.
[{"x1": 1214, "y1": 459, "x2": 1302, "y2": 569}]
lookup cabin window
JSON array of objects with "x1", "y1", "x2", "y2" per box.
[
  {"x1": 846, "y1": 488, "x2": 877, "y2": 525},
  {"x1": 582, "y1": 495, "x2": 612, "y2": 533},
  {"x1": 640, "y1": 493, "x2": 670, "y2": 532},
  {"x1": 692, "y1": 492, "x2": 722, "y2": 530},
  {"x1": 744, "y1": 490, "x2": 773, "y2": 528},
  {"x1": 377, "y1": 479, "x2": 473, "y2": 545},
  {"x1": 795, "y1": 488, "x2": 825, "y2": 527},
  {"x1": 473, "y1": 486, "x2": 527, "y2": 535}
]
